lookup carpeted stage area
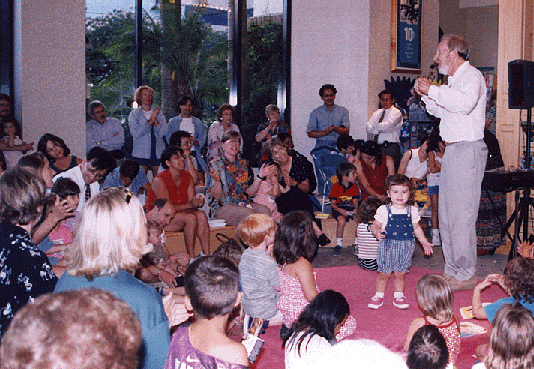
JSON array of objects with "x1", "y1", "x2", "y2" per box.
[{"x1": 250, "y1": 265, "x2": 507, "y2": 369}]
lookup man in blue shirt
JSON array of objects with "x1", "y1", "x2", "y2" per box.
[
  {"x1": 307, "y1": 84, "x2": 350, "y2": 192},
  {"x1": 86, "y1": 100, "x2": 125, "y2": 159},
  {"x1": 307, "y1": 84, "x2": 350, "y2": 151},
  {"x1": 102, "y1": 159, "x2": 150, "y2": 197}
]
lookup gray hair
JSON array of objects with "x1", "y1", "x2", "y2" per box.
[
  {"x1": 442, "y1": 34, "x2": 469, "y2": 61},
  {"x1": 87, "y1": 100, "x2": 105, "y2": 116},
  {"x1": 0, "y1": 167, "x2": 46, "y2": 225},
  {"x1": 265, "y1": 104, "x2": 280, "y2": 116}
]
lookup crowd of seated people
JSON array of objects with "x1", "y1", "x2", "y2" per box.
[{"x1": 0, "y1": 87, "x2": 523, "y2": 369}]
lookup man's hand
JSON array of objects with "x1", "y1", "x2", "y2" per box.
[
  {"x1": 415, "y1": 78, "x2": 431, "y2": 96},
  {"x1": 324, "y1": 124, "x2": 335, "y2": 135}
]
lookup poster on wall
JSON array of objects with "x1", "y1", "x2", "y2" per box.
[{"x1": 391, "y1": 0, "x2": 422, "y2": 73}]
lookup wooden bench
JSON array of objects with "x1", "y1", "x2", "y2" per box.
[
  {"x1": 165, "y1": 226, "x2": 237, "y2": 255},
  {"x1": 320, "y1": 217, "x2": 357, "y2": 247},
  {"x1": 164, "y1": 218, "x2": 358, "y2": 255}
]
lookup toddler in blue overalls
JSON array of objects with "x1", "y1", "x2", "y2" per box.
[{"x1": 368, "y1": 174, "x2": 433, "y2": 309}]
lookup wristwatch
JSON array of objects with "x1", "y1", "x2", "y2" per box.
[{"x1": 257, "y1": 175, "x2": 267, "y2": 181}]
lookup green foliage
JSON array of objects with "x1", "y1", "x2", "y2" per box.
[
  {"x1": 159, "y1": 8, "x2": 229, "y2": 117},
  {"x1": 86, "y1": 7, "x2": 228, "y2": 121},
  {"x1": 241, "y1": 20, "x2": 283, "y2": 163},
  {"x1": 86, "y1": 10, "x2": 161, "y2": 118}
]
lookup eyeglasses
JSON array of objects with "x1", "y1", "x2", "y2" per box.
[
  {"x1": 380, "y1": 97, "x2": 392, "y2": 101},
  {"x1": 86, "y1": 165, "x2": 105, "y2": 180},
  {"x1": 225, "y1": 139, "x2": 241, "y2": 145}
]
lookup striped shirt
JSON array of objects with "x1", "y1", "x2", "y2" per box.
[{"x1": 356, "y1": 223, "x2": 379, "y2": 259}]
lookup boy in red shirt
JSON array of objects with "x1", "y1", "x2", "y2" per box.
[{"x1": 329, "y1": 162, "x2": 360, "y2": 256}]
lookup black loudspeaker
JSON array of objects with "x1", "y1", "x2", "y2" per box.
[{"x1": 508, "y1": 59, "x2": 534, "y2": 109}]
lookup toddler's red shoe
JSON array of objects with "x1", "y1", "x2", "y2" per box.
[
  {"x1": 393, "y1": 295, "x2": 409, "y2": 309},
  {"x1": 368, "y1": 295, "x2": 384, "y2": 309}
]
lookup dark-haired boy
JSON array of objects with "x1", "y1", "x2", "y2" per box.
[
  {"x1": 329, "y1": 162, "x2": 360, "y2": 256},
  {"x1": 165, "y1": 255, "x2": 248, "y2": 368}
]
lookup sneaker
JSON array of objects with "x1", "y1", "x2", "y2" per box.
[
  {"x1": 352, "y1": 244, "x2": 358, "y2": 256},
  {"x1": 318, "y1": 234, "x2": 331, "y2": 246},
  {"x1": 368, "y1": 295, "x2": 384, "y2": 309},
  {"x1": 393, "y1": 295, "x2": 409, "y2": 309},
  {"x1": 432, "y1": 230, "x2": 441, "y2": 246},
  {"x1": 333, "y1": 245, "x2": 342, "y2": 257}
]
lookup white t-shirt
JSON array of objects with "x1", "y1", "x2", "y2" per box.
[
  {"x1": 374, "y1": 204, "x2": 420, "y2": 229},
  {"x1": 143, "y1": 110, "x2": 153, "y2": 120},
  {"x1": 180, "y1": 117, "x2": 195, "y2": 138}
]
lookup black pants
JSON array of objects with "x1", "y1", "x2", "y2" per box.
[{"x1": 381, "y1": 142, "x2": 401, "y2": 172}]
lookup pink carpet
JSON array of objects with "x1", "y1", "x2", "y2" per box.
[{"x1": 250, "y1": 265, "x2": 507, "y2": 369}]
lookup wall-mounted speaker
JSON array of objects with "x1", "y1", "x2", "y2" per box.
[{"x1": 508, "y1": 59, "x2": 534, "y2": 109}]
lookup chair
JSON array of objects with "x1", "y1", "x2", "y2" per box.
[{"x1": 311, "y1": 150, "x2": 347, "y2": 212}]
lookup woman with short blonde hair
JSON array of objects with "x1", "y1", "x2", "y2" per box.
[
  {"x1": 55, "y1": 187, "x2": 173, "y2": 369},
  {"x1": 129, "y1": 85, "x2": 167, "y2": 177},
  {"x1": 67, "y1": 187, "x2": 151, "y2": 278}
]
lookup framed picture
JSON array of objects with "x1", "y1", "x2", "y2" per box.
[{"x1": 391, "y1": 0, "x2": 422, "y2": 73}]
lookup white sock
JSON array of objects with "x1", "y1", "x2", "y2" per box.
[
  {"x1": 374, "y1": 292, "x2": 384, "y2": 298},
  {"x1": 432, "y1": 229, "x2": 440, "y2": 236},
  {"x1": 394, "y1": 291, "x2": 405, "y2": 299},
  {"x1": 353, "y1": 238, "x2": 358, "y2": 245},
  {"x1": 336, "y1": 238, "x2": 343, "y2": 246}
]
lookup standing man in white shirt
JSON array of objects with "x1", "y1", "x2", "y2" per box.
[
  {"x1": 415, "y1": 35, "x2": 487, "y2": 291},
  {"x1": 86, "y1": 101, "x2": 125, "y2": 159},
  {"x1": 166, "y1": 96, "x2": 207, "y2": 171},
  {"x1": 366, "y1": 89, "x2": 403, "y2": 171}
]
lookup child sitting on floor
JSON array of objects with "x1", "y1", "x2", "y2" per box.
[
  {"x1": 472, "y1": 302, "x2": 534, "y2": 369},
  {"x1": 237, "y1": 214, "x2": 283, "y2": 327},
  {"x1": 164, "y1": 255, "x2": 248, "y2": 369},
  {"x1": 472, "y1": 257, "x2": 534, "y2": 323},
  {"x1": 406, "y1": 325, "x2": 450, "y2": 369},
  {"x1": 137, "y1": 221, "x2": 190, "y2": 290},
  {"x1": 273, "y1": 211, "x2": 357, "y2": 339},
  {"x1": 353, "y1": 197, "x2": 383, "y2": 270},
  {"x1": 283, "y1": 290, "x2": 351, "y2": 369},
  {"x1": 472, "y1": 257, "x2": 534, "y2": 363},
  {"x1": 329, "y1": 162, "x2": 360, "y2": 257},
  {"x1": 403, "y1": 274, "x2": 460, "y2": 366},
  {"x1": 369, "y1": 174, "x2": 433, "y2": 310}
]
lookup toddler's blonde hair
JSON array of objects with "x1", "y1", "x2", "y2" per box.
[{"x1": 417, "y1": 274, "x2": 454, "y2": 321}]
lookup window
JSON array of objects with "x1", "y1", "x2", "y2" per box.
[
  {"x1": 85, "y1": 0, "x2": 290, "y2": 164},
  {"x1": 0, "y1": 0, "x2": 14, "y2": 96}
]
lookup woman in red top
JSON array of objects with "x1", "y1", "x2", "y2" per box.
[
  {"x1": 355, "y1": 141, "x2": 395, "y2": 201},
  {"x1": 147, "y1": 146, "x2": 209, "y2": 258}
]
